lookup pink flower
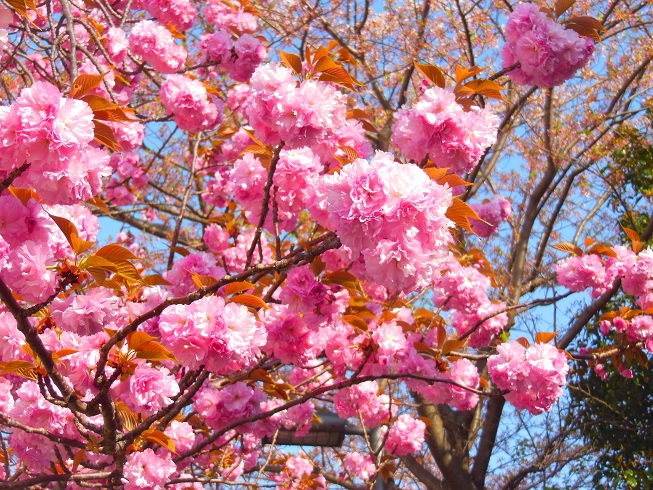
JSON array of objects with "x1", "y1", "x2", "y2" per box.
[
  {"x1": 262, "y1": 305, "x2": 324, "y2": 365},
  {"x1": 122, "y1": 449, "x2": 177, "y2": 490},
  {"x1": 385, "y1": 414, "x2": 425, "y2": 456},
  {"x1": 556, "y1": 253, "x2": 615, "y2": 298},
  {"x1": 501, "y1": 3, "x2": 595, "y2": 87},
  {"x1": 418, "y1": 358, "x2": 480, "y2": 410},
  {"x1": 333, "y1": 381, "x2": 390, "y2": 428},
  {"x1": 124, "y1": 364, "x2": 180, "y2": 415},
  {"x1": 159, "y1": 295, "x2": 266, "y2": 374},
  {"x1": 203, "y1": 223, "x2": 230, "y2": 253},
  {"x1": 51, "y1": 287, "x2": 124, "y2": 336},
  {"x1": 160, "y1": 75, "x2": 224, "y2": 132},
  {"x1": 204, "y1": 0, "x2": 257, "y2": 32},
  {"x1": 164, "y1": 420, "x2": 196, "y2": 453},
  {"x1": 470, "y1": 195, "x2": 512, "y2": 237},
  {"x1": 138, "y1": 0, "x2": 197, "y2": 30},
  {"x1": 315, "y1": 151, "x2": 453, "y2": 292},
  {"x1": 193, "y1": 382, "x2": 266, "y2": 431},
  {"x1": 164, "y1": 252, "x2": 225, "y2": 296},
  {"x1": 344, "y1": 453, "x2": 376, "y2": 481},
  {"x1": 488, "y1": 341, "x2": 569, "y2": 414},
  {"x1": 129, "y1": 20, "x2": 187, "y2": 74},
  {"x1": 0, "y1": 240, "x2": 58, "y2": 302},
  {"x1": 243, "y1": 64, "x2": 349, "y2": 148},
  {"x1": 285, "y1": 456, "x2": 313, "y2": 480},
  {"x1": 392, "y1": 86, "x2": 498, "y2": 173},
  {"x1": 0, "y1": 311, "x2": 25, "y2": 362}
]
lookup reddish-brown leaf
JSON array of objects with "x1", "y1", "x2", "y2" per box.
[
  {"x1": 224, "y1": 281, "x2": 256, "y2": 296},
  {"x1": 414, "y1": 62, "x2": 446, "y2": 88},
  {"x1": 95, "y1": 244, "x2": 140, "y2": 261},
  {"x1": 551, "y1": 242, "x2": 583, "y2": 256},
  {"x1": 279, "y1": 50, "x2": 303, "y2": 75},
  {"x1": 69, "y1": 74, "x2": 106, "y2": 99},
  {"x1": 535, "y1": 331, "x2": 557, "y2": 344},
  {"x1": 455, "y1": 65, "x2": 485, "y2": 84},
  {"x1": 555, "y1": 0, "x2": 575, "y2": 18},
  {"x1": 230, "y1": 294, "x2": 268, "y2": 309}
]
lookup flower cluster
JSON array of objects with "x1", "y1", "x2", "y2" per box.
[
  {"x1": 0, "y1": 197, "x2": 101, "y2": 301},
  {"x1": 160, "y1": 75, "x2": 224, "y2": 132},
  {"x1": 487, "y1": 341, "x2": 569, "y2": 414},
  {"x1": 556, "y1": 246, "x2": 653, "y2": 307},
  {"x1": 158, "y1": 295, "x2": 266, "y2": 374},
  {"x1": 384, "y1": 414, "x2": 426, "y2": 456},
  {"x1": 0, "y1": 7, "x2": 11, "y2": 54},
  {"x1": 0, "y1": 82, "x2": 111, "y2": 204},
  {"x1": 392, "y1": 86, "x2": 499, "y2": 174},
  {"x1": 344, "y1": 453, "x2": 376, "y2": 482},
  {"x1": 132, "y1": 0, "x2": 197, "y2": 30},
  {"x1": 201, "y1": 30, "x2": 267, "y2": 82},
  {"x1": 333, "y1": 381, "x2": 391, "y2": 427},
  {"x1": 193, "y1": 382, "x2": 265, "y2": 431},
  {"x1": 418, "y1": 358, "x2": 480, "y2": 410},
  {"x1": 232, "y1": 147, "x2": 322, "y2": 231},
  {"x1": 432, "y1": 255, "x2": 508, "y2": 347},
  {"x1": 315, "y1": 151, "x2": 454, "y2": 293},
  {"x1": 123, "y1": 449, "x2": 177, "y2": 490},
  {"x1": 243, "y1": 63, "x2": 348, "y2": 148},
  {"x1": 262, "y1": 304, "x2": 325, "y2": 365},
  {"x1": 501, "y1": 3, "x2": 595, "y2": 87},
  {"x1": 470, "y1": 195, "x2": 512, "y2": 237},
  {"x1": 129, "y1": 20, "x2": 187, "y2": 74},
  {"x1": 600, "y1": 315, "x2": 653, "y2": 353},
  {"x1": 204, "y1": 0, "x2": 257, "y2": 32}
]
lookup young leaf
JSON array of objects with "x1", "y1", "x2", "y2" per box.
[
  {"x1": 455, "y1": 65, "x2": 486, "y2": 84},
  {"x1": 69, "y1": 73, "x2": 106, "y2": 99},
  {"x1": 341, "y1": 314, "x2": 369, "y2": 331},
  {"x1": 93, "y1": 121, "x2": 123, "y2": 152},
  {"x1": 414, "y1": 62, "x2": 446, "y2": 88},
  {"x1": 436, "y1": 173, "x2": 473, "y2": 188},
  {"x1": 224, "y1": 281, "x2": 256, "y2": 296},
  {"x1": 95, "y1": 244, "x2": 140, "y2": 261},
  {"x1": 143, "y1": 274, "x2": 172, "y2": 286},
  {"x1": 230, "y1": 294, "x2": 268, "y2": 309},
  {"x1": 587, "y1": 243, "x2": 618, "y2": 258},
  {"x1": 551, "y1": 242, "x2": 583, "y2": 256},
  {"x1": 535, "y1": 331, "x2": 557, "y2": 344},
  {"x1": 280, "y1": 50, "x2": 303, "y2": 75},
  {"x1": 441, "y1": 339, "x2": 466, "y2": 355},
  {"x1": 49, "y1": 214, "x2": 94, "y2": 255},
  {"x1": 8, "y1": 186, "x2": 40, "y2": 205},
  {"x1": 141, "y1": 429, "x2": 176, "y2": 452},
  {"x1": 621, "y1": 225, "x2": 640, "y2": 244},
  {"x1": 456, "y1": 79, "x2": 506, "y2": 101},
  {"x1": 446, "y1": 197, "x2": 482, "y2": 233},
  {"x1": 127, "y1": 331, "x2": 157, "y2": 351},
  {"x1": 86, "y1": 197, "x2": 111, "y2": 216},
  {"x1": 584, "y1": 237, "x2": 597, "y2": 248},
  {"x1": 115, "y1": 402, "x2": 137, "y2": 431},
  {"x1": 423, "y1": 167, "x2": 449, "y2": 181},
  {"x1": 134, "y1": 341, "x2": 177, "y2": 362},
  {"x1": 555, "y1": 0, "x2": 575, "y2": 19},
  {"x1": 515, "y1": 337, "x2": 531, "y2": 349},
  {"x1": 191, "y1": 273, "x2": 218, "y2": 288}
]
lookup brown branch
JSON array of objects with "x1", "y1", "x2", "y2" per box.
[
  {"x1": 94, "y1": 233, "x2": 342, "y2": 389},
  {"x1": 246, "y1": 143, "x2": 284, "y2": 269},
  {"x1": 0, "y1": 162, "x2": 30, "y2": 195},
  {"x1": 400, "y1": 454, "x2": 445, "y2": 490},
  {"x1": 167, "y1": 134, "x2": 201, "y2": 270},
  {"x1": 0, "y1": 277, "x2": 86, "y2": 414}
]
